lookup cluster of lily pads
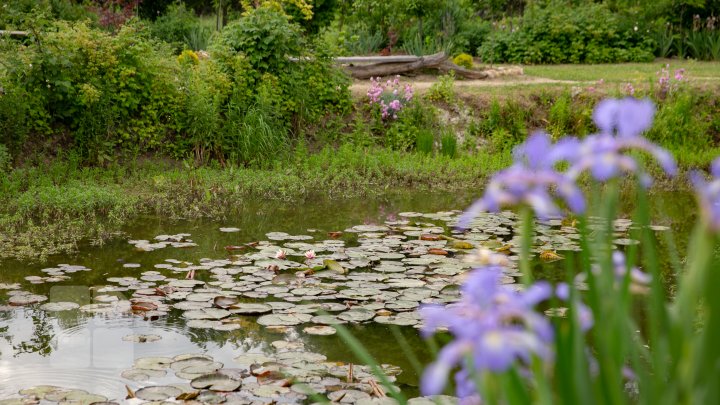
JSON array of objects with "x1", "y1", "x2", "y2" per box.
[
  {"x1": 129, "y1": 234, "x2": 198, "y2": 252},
  {"x1": 1, "y1": 209, "x2": 659, "y2": 403}
]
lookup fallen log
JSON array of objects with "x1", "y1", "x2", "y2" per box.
[
  {"x1": 0, "y1": 30, "x2": 29, "y2": 37},
  {"x1": 343, "y1": 52, "x2": 447, "y2": 79},
  {"x1": 343, "y1": 52, "x2": 489, "y2": 80}
]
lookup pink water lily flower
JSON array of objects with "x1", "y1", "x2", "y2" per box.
[
  {"x1": 275, "y1": 249, "x2": 287, "y2": 260},
  {"x1": 304, "y1": 250, "x2": 316, "y2": 260}
]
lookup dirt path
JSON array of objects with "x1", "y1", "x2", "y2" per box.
[{"x1": 349, "y1": 74, "x2": 578, "y2": 96}]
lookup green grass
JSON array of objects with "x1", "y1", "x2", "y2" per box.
[
  {"x1": 522, "y1": 59, "x2": 720, "y2": 83},
  {"x1": 0, "y1": 146, "x2": 512, "y2": 261}
]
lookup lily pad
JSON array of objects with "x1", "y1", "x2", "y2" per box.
[
  {"x1": 310, "y1": 314, "x2": 346, "y2": 325},
  {"x1": 328, "y1": 390, "x2": 372, "y2": 403},
  {"x1": 338, "y1": 308, "x2": 376, "y2": 322},
  {"x1": 134, "y1": 386, "x2": 183, "y2": 401},
  {"x1": 303, "y1": 325, "x2": 336, "y2": 335},
  {"x1": 228, "y1": 303, "x2": 273, "y2": 315},
  {"x1": 257, "y1": 313, "x2": 312, "y2": 326},
  {"x1": 133, "y1": 356, "x2": 174, "y2": 371},
  {"x1": 121, "y1": 368, "x2": 167, "y2": 381},
  {"x1": 183, "y1": 308, "x2": 231, "y2": 320},
  {"x1": 190, "y1": 373, "x2": 241, "y2": 391},
  {"x1": 8, "y1": 293, "x2": 48, "y2": 306},
  {"x1": 122, "y1": 334, "x2": 162, "y2": 343},
  {"x1": 40, "y1": 302, "x2": 79, "y2": 311}
]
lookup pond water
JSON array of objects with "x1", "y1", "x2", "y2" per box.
[{"x1": 0, "y1": 189, "x2": 696, "y2": 403}]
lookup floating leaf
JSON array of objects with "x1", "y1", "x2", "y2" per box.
[
  {"x1": 190, "y1": 373, "x2": 241, "y2": 391},
  {"x1": 8, "y1": 293, "x2": 48, "y2": 306},
  {"x1": 213, "y1": 296, "x2": 239, "y2": 308},
  {"x1": 134, "y1": 386, "x2": 182, "y2": 401},
  {"x1": 40, "y1": 302, "x2": 79, "y2": 311},
  {"x1": 428, "y1": 248, "x2": 449, "y2": 256},
  {"x1": 258, "y1": 313, "x2": 312, "y2": 326},
  {"x1": 303, "y1": 325, "x2": 336, "y2": 335},
  {"x1": 228, "y1": 303, "x2": 273, "y2": 315},
  {"x1": 121, "y1": 368, "x2": 166, "y2": 382},
  {"x1": 323, "y1": 259, "x2": 347, "y2": 274},
  {"x1": 539, "y1": 250, "x2": 563, "y2": 261},
  {"x1": 122, "y1": 334, "x2": 161, "y2": 343}
]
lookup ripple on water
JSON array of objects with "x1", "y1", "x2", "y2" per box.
[
  {"x1": 0, "y1": 311, "x2": 236, "y2": 400},
  {"x1": 0, "y1": 367, "x2": 126, "y2": 400}
]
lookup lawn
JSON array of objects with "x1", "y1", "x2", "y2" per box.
[{"x1": 521, "y1": 59, "x2": 720, "y2": 83}]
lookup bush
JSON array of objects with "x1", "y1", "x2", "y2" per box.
[
  {"x1": 0, "y1": 21, "x2": 181, "y2": 163},
  {"x1": 149, "y1": 2, "x2": 199, "y2": 52},
  {"x1": 216, "y1": 7, "x2": 303, "y2": 76},
  {"x1": 384, "y1": 101, "x2": 439, "y2": 151},
  {"x1": 426, "y1": 72, "x2": 456, "y2": 104},
  {"x1": 478, "y1": 1, "x2": 655, "y2": 64},
  {"x1": 453, "y1": 53, "x2": 473, "y2": 69}
]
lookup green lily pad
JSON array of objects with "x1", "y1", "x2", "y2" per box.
[
  {"x1": 133, "y1": 356, "x2": 174, "y2": 371},
  {"x1": 122, "y1": 334, "x2": 162, "y2": 343},
  {"x1": 338, "y1": 308, "x2": 375, "y2": 322},
  {"x1": 303, "y1": 325, "x2": 336, "y2": 335},
  {"x1": 328, "y1": 390, "x2": 372, "y2": 403},
  {"x1": 8, "y1": 293, "x2": 48, "y2": 306},
  {"x1": 310, "y1": 315, "x2": 346, "y2": 325},
  {"x1": 134, "y1": 386, "x2": 183, "y2": 401},
  {"x1": 257, "y1": 313, "x2": 312, "y2": 326},
  {"x1": 40, "y1": 302, "x2": 80, "y2": 311},
  {"x1": 228, "y1": 303, "x2": 273, "y2": 315},
  {"x1": 183, "y1": 308, "x2": 231, "y2": 320},
  {"x1": 121, "y1": 368, "x2": 167, "y2": 381},
  {"x1": 190, "y1": 373, "x2": 241, "y2": 391}
]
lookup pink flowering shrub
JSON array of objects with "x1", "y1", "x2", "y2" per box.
[
  {"x1": 656, "y1": 64, "x2": 686, "y2": 98},
  {"x1": 367, "y1": 76, "x2": 414, "y2": 120}
]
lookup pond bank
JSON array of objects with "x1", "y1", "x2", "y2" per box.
[
  {"x1": 0, "y1": 147, "x2": 504, "y2": 262},
  {"x1": 0, "y1": 144, "x2": 692, "y2": 263}
]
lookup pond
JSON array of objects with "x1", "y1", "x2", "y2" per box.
[{"x1": 0, "y1": 189, "x2": 696, "y2": 404}]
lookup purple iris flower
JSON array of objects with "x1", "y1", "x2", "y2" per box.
[
  {"x1": 568, "y1": 98, "x2": 677, "y2": 183},
  {"x1": 458, "y1": 132, "x2": 585, "y2": 227},
  {"x1": 566, "y1": 133, "x2": 677, "y2": 184},
  {"x1": 690, "y1": 157, "x2": 720, "y2": 231},
  {"x1": 593, "y1": 97, "x2": 655, "y2": 138},
  {"x1": 419, "y1": 266, "x2": 555, "y2": 397}
]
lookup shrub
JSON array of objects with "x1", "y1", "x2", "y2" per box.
[
  {"x1": 150, "y1": 2, "x2": 199, "y2": 52},
  {"x1": 453, "y1": 53, "x2": 473, "y2": 69},
  {"x1": 216, "y1": 7, "x2": 303, "y2": 76},
  {"x1": 0, "y1": 21, "x2": 181, "y2": 163},
  {"x1": 478, "y1": 1, "x2": 655, "y2": 64},
  {"x1": 177, "y1": 49, "x2": 200, "y2": 66},
  {"x1": 384, "y1": 100, "x2": 438, "y2": 151},
  {"x1": 426, "y1": 72, "x2": 456, "y2": 104},
  {"x1": 454, "y1": 17, "x2": 491, "y2": 55}
]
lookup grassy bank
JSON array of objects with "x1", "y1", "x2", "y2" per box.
[{"x1": 0, "y1": 146, "x2": 511, "y2": 261}]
